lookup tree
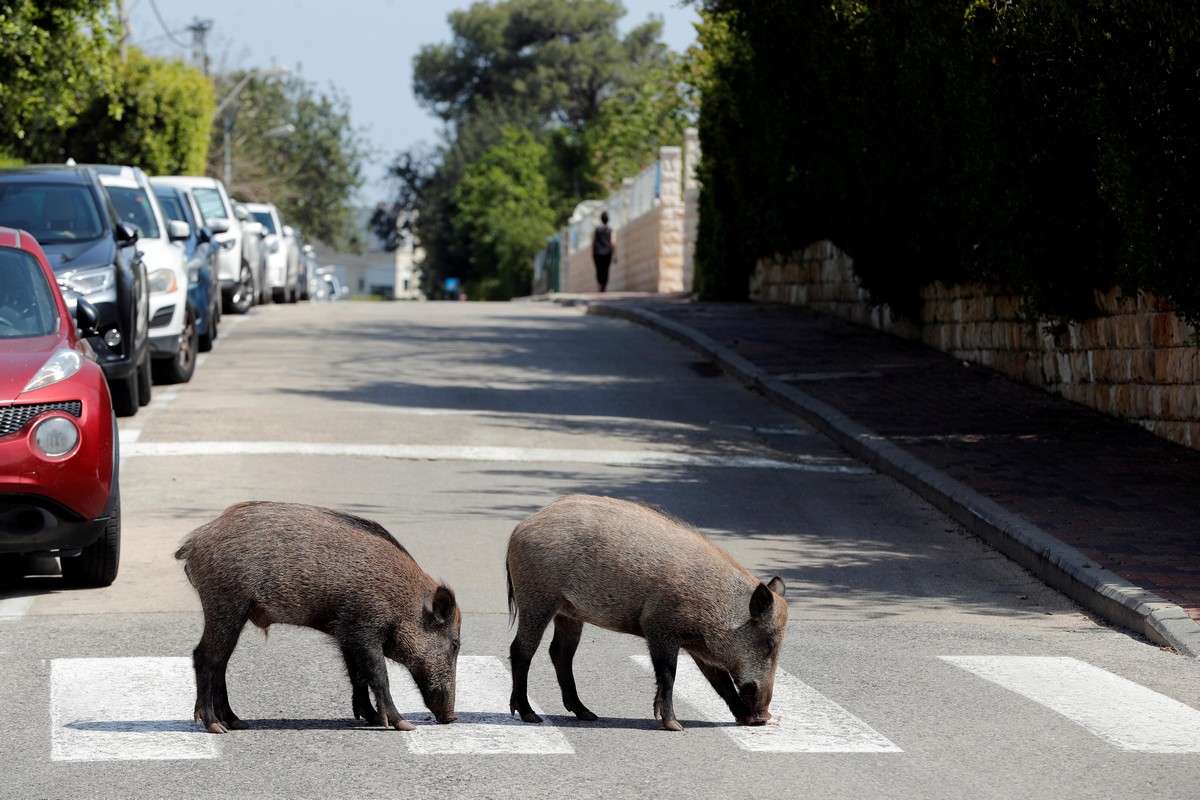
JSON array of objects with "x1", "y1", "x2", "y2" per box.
[
  {"x1": 454, "y1": 127, "x2": 557, "y2": 298},
  {"x1": 0, "y1": 0, "x2": 119, "y2": 162},
  {"x1": 210, "y1": 72, "x2": 366, "y2": 249},
  {"x1": 65, "y1": 49, "x2": 214, "y2": 175},
  {"x1": 398, "y1": 0, "x2": 681, "y2": 298}
]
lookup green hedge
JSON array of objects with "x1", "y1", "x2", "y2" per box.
[{"x1": 694, "y1": 0, "x2": 1200, "y2": 326}]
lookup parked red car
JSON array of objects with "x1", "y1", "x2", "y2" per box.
[{"x1": 0, "y1": 227, "x2": 120, "y2": 586}]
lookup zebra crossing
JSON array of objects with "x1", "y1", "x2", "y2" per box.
[{"x1": 46, "y1": 653, "x2": 1200, "y2": 761}]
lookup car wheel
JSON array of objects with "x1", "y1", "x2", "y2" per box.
[
  {"x1": 155, "y1": 305, "x2": 198, "y2": 384},
  {"x1": 137, "y1": 350, "x2": 152, "y2": 406},
  {"x1": 110, "y1": 371, "x2": 139, "y2": 417},
  {"x1": 229, "y1": 265, "x2": 255, "y2": 315},
  {"x1": 272, "y1": 287, "x2": 285, "y2": 304},
  {"x1": 61, "y1": 496, "x2": 120, "y2": 587}
]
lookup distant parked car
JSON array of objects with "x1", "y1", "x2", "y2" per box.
[
  {"x1": 0, "y1": 164, "x2": 150, "y2": 416},
  {"x1": 0, "y1": 227, "x2": 121, "y2": 586},
  {"x1": 152, "y1": 176, "x2": 257, "y2": 315},
  {"x1": 233, "y1": 202, "x2": 270, "y2": 307},
  {"x1": 94, "y1": 165, "x2": 197, "y2": 385},
  {"x1": 297, "y1": 241, "x2": 317, "y2": 301},
  {"x1": 243, "y1": 201, "x2": 299, "y2": 303},
  {"x1": 151, "y1": 178, "x2": 227, "y2": 352}
]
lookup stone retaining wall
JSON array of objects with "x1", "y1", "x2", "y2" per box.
[{"x1": 752, "y1": 241, "x2": 1200, "y2": 450}]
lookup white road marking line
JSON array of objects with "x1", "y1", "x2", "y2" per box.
[
  {"x1": 941, "y1": 656, "x2": 1200, "y2": 753},
  {"x1": 631, "y1": 656, "x2": 901, "y2": 753},
  {"x1": 0, "y1": 594, "x2": 35, "y2": 618},
  {"x1": 387, "y1": 656, "x2": 573, "y2": 754},
  {"x1": 50, "y1": 657, "x2": 217, "y2": 761},
  {"x1": 120, "y1": 440, "x2": 869, "y2": 473}
]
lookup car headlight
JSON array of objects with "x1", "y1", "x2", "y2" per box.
[
  {"x1": 23, "y1": 349, "x2": 83, "y2": 392},
  {"x1": 59, "y1": 266, "x2": 116, "y2": 296},
  {"x1": 149, "y1": 268, "x2": 178, "y2": 293},
  {"x1": 32, "y1": 415, "x2": 80, "y2": 458}
]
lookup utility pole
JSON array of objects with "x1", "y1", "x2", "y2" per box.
[
  {"x1": 187, "y1": 18, "x2": 213, "y2": 76},
  {"x1": 117, "y1": 0, "x2": 129, "y2": 60}
]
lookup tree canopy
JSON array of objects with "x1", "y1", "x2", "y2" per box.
[{"x1": 395, "y1": 0, "x2": 690, "y2": 299}]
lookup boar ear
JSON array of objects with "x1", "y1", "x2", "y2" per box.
[
  {"x1": 750, "y1": 582, "x2": 775, "y2": 620},
  {"x1": 425, "y1": 584, "x2": 457, "y2": 626},
  {"x1": 766, "y1": 575, "x2": 786, "y2": 599}
]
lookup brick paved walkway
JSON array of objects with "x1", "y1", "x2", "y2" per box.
[{"x1": 639, "y1": 301, "x2": 1200, "y2": 622}]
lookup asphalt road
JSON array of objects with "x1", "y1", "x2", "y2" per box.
[{"x1": 3, "y1": 300, "x2": 1200, "y2": 799}]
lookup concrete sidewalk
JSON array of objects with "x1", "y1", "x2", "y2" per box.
[{"x1": 568, "y1": 295, "x2": 1200, "y2": 657}]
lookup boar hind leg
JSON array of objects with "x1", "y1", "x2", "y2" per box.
[
  {"x1": 548, "y1": 615, "x2": 598, "y2": 721},
  {"x1": 691, "y1": 658, "x2": 754, "y2": 724},
  {"x1": 647, "y1": 639, "x2": 684, "y2": 732},
  {"x1": 340, "y1": 646, "x2": 381, "y2": 725},
  {"x1": 193, "y1": 617, "x2": 248, "y2": 734},
  {"x1": 509, "y1": 606, "x2": 554, "y2": 724}
]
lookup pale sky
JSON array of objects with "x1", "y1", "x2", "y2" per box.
[{"x1": 125, "y1": 0, "x2": 701, "y2": 204}]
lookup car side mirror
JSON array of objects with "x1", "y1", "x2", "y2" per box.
[
  {"x1": 207, "y1": 218, "x2": 231, "y2": 235},
  {"x1": 167, "y1": 219, "x2": 191, "y2": 241},
  {"x1": 115, "y1": 222, "x2": 139, "y2": 246},
  {"x1": 283, "y1": 225, "x2": 295, "y2": 238},
  {"x1": 76, "y1": 297, "x2": 100, "y2": 336},
  {"x1": 234, "y1": 204, "x2": 250, "y2": 222}
]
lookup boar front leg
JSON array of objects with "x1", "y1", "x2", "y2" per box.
[
  {"x1": 340, "y1": 645, "x2": 381, "y2": 725},
  {"x1": 344, "y1": 640, "x2": 414, "y2": 731},
  {"x1": 647, "y1": 639, "x2": 684, "y2": 732},
  {"x1": 548, "y1": 615, "x2": 598, "y2": 721}
]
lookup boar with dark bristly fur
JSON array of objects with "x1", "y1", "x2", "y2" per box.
[
  {"x1": 506, "y1": 494, "x2": 788, "y2": 732},
  {"x1": 175, "y1": 501, "x2": 461, "y2": 734}
]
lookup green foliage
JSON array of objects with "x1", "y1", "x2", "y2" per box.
[
  {"x1": 454, "y1": 127, "x2": 557, "y2": 299},
  {"x1": 400, "y1": 0, "x2": 680, "y2": 298},
  {"x1": 210, "y1": 72, "x2": 366, "y2": 249},
  {"x1": 0, "y1": 0, "x2": 119, "y2": 162},
  {"x1": 693, "y1": 0, "x2": 1200, "y2": 325},
  {"x1": 64, "y1": 49, "x2": 214, "y2": 175}
]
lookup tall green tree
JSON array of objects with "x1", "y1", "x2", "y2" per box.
[
  {"x1": 454, "y1": 127, "x2": 557, "y2": 298},
  {"x1": 398, "y1": 0, "x2": 680, "y2": 298},
  {"x1": 210, "y1": 72, "x2": 366, "y2": 249},
  {"x1": 65, "y1": 49, "x2": 214, "y2": 175},
  {"x1": 0, "y1": 0, "x2": 119, "y2": 162}
]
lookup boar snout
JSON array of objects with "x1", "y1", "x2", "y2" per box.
[{"x1": 735, "y1": 681, "x2": 773, "y2": 726}]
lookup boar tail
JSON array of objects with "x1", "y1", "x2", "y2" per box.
[{"x1": 506, "y1": 560, "x2": 517, "y2": 629}]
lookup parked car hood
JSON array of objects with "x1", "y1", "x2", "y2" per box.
[
  {"x1": 39, "y1": 236, "x2": 117, "y2": 274},
  {"x1": 0, "y1": 334, "x2": 68, "y2": 404}
]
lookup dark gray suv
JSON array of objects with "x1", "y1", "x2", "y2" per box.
[{"x1": 0, "y1": 165, "x2": 152, "y2": 416}]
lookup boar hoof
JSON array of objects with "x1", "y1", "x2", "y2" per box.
[
  {"x1": 662, "y1": 719, "x2": 684, "y2": 732},
  {"x1": 575, "y1": 710, "x2": 598, "y2": 722},
  {"x1": 390, "y1": 717, "x2": 416, "y2": 732},
  {"x1": 204, "y1": 721, "x2": 229, "y2": 734},
  {"x1": 228, "y1": 719, "x2": 249, "y2": 730}
]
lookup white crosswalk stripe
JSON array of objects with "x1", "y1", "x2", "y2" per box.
[
  {"x1": 50, "y1": 657, "x2": 217, "y2": 762},
  {"x1": 387, "y1": 655, "x2": 573, "y2": 754},
  {"x1": 941, "y1": 656, "x2": 1200, "y2": 753},
  {"x1": 43, "y1": 653, "x2": 1200, "y2": 760},
  {"x1": 631, "y1": 655, "x2": 902, "y2": 753}
]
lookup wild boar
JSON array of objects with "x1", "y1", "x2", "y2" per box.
[
  {"x1": 174, "y1": 501, "x2": 461, "y2": 734},
  {"x1": 506, "y1": 494, "x2": 788, "y2": 732}
]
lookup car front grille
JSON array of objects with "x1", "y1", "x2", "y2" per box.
[{"x1": 0, "y1": 401, "x2": 83, "y2": 436}]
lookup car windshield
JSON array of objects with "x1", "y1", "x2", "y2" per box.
[
  {"x1": 106, "y1": 186, "x2": 161, "y2": 239},
  {"x1": 0, "y1": 246, "x2": 60, "y2": 339},
  {"x1": 251, "y1": 210, "x2": 278, "y2": 234},
  {"x1": 192, "y1": 187, "x2": 227, "y2": 221},
  {"x1": 0, "y1": 182, "x2": 105, "y2": 244},
  {"x1": 155, "y1": 192, "x2": 186, "y2": 224}
]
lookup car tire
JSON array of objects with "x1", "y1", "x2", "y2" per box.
[
  {"x1": 61, "y1": 496, "x2": 120, "y2": 588},
  {"x1": 154, "y1": 305, "x2": 198, "y2": 384},
  {"x1": 137, "y1": 351, "x2": 152, "y2": 406},
  {"x1": 272, "y1": 287, "x2": 285, "y2": 304},
  {"x1": 288, "y1": 284, "x2": 299, "y2": 303},
  {"x1": 228, "y1": 264, "x2": 255, "y2": 315},
  {"x1": 111, "y1": 371, "x2": 139, "y2": 417},
  {"x1": 0, "y1": 554, "x2": 25, "y2": 586}
]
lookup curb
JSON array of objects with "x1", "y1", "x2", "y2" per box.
[{"x1": 584, "y1": 300, "x2": 1200, "y2": 658}]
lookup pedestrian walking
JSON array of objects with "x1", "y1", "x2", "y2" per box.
[{"x1": 592, "y1": 211, "x2": 616, "y2": 292}]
